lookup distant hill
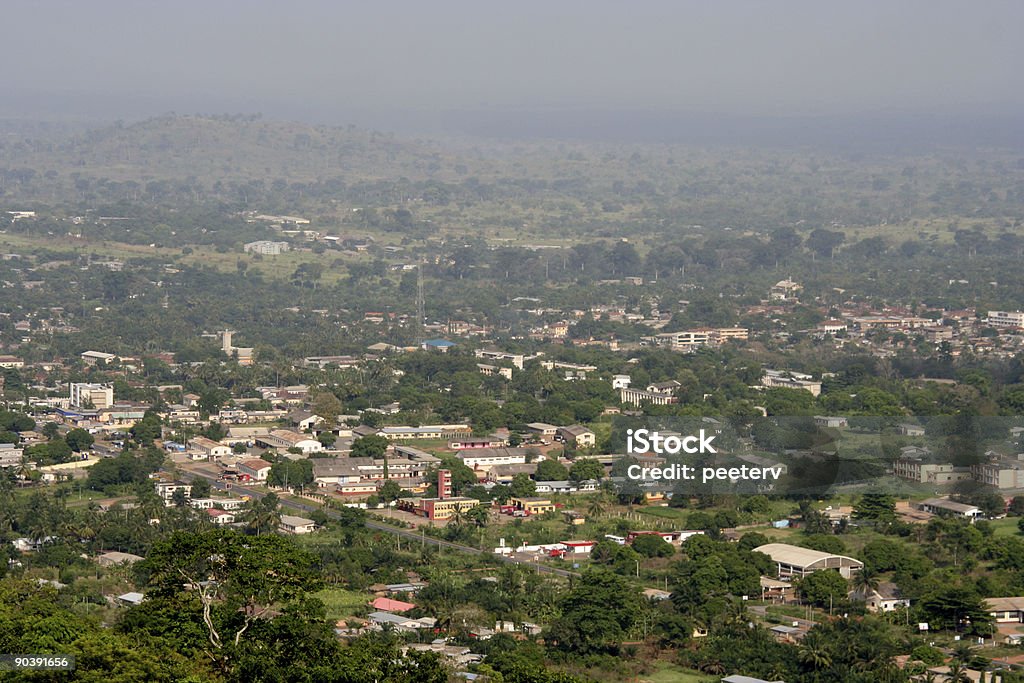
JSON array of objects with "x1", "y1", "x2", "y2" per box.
[{"x1": 0, "y1": 114, "x2": 464, "y2": 185}]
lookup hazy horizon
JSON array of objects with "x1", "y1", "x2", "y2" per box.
[{"x1": 3, "y1": 1, "x2": 1023, "y2": 142}]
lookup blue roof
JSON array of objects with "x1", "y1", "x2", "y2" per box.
[{"x1": 423, "y1": 339, "x2": 455, "y2": 347}]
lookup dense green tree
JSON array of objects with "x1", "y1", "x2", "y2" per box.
[
  {"x1": 535, "y1": 458, "x2": 569, "y2": 481},
  {"x1": 796, "y1": 570, "x2": 849, "y2": 609},
  {"x1": 631, "y1": 534, "x2": 674, "y2": 558},
  {"x1": 510, "y1": 473, "x2": 537, "y2": 498},
  {"x1": 65, "y1": 427, "x2": 95, "y2": 452},
  {"x1": 378, "y1": 479, "x2": 403, "y2": 503},
  {"x1": 568, "y1": 458, "x2": 604, "y2": 482},
  {"x1": 350, "y1": 435, "x2": 388, "y2": 459},
  {"x1": 547, "y1": 570, "x2": 640, "y2": 654}
]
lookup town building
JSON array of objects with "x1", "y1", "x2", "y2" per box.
[
  {"x1": 769, "y1": 278, "x2": 802, "y2": 301},
  {"x1": 557, "y1": 425, "x2": 596, "y2": 448},
  {"x1": 0, "y1": 444, "x2": 24, "y2": 468},
  {"x1": 190, "y1": 436, "x2": 232, "y2": 459},
  {"x1": 237, "y1": 459, "x2": 273, "y2": 481},
  {"x1": 474, "y1": 349, "x2": 528, "y2": 369},
  {"x1": 620, "y1": 380, "x2": 681, "y2": 407},
  {"x1": 760, "y1": 369, "x2": 822, "y2": 396},
  {"x1": 917, "y1": 497, "x2": 983, "y2": 520},
  {"x1": 894, "y1": 457, "x2": 970, "y2": 485},
  {"x1": 897, "y1": 423, "x2": 926, "y2": 437},
  {"x1": 754, "y1": 543, "x2": 863, "y2": 579},
  {"x1": 243, "y1": 240, "x2": 290, "y2": 255},
  {"x1": 525, "y1": 423, "x2": 558, "y2": 437},
  {"x1": 986, "y1": 311, "x2": 1024, "y2": 328},
  {"x1": 372, "y1": 424, "x2": 472, "y2": 441},
  {"x1": 278, "y1": 515, "x2": 317, "y2": 534},
  {"x1": 207, "y1": 509, "x2": 235, "y2": 525},
  {"x1": 986, "y1": 597, "x2": 1024, "y2": 623},
  {"x1": 69, "y1": 382, "x2": 114, "y2": 410},
  {"x1": 80, "y1": 351, "x2": 118, "y2": 366},
  {"x1": 153, "y1": 481, "x2": 192, "y2": 502},
  {"x1": 509, "y1": 497, "x2": 556, "y2": 516},
  {"x1": 477, "y1": 363, "x2": 514, "y2": 380},
  {"x1": 398, "y1": 469, "x2": 480, "y2": 521},
  {"x1": 421, "y1": 339, "x2": 455, "y2": 352},
  {"x1": 849, "y1": 582, "x2": 910, "y2": 613},
  {"x1": 255, "y1": 429, "x2": 323, "y2": 454},
  {"x1": 971, "y1": 456, "x2": 1024, "y2": 490},
  {"x1": 458, "y1": 448, "x2": 533, "y2": 471}
]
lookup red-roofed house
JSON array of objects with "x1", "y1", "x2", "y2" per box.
[
  {"x1": 207, "y1": 509, "x2": 235, "y2": 525},
  {"x1": 560, "y1": 541, "x2": 595, "y2": 556},
  {"x1": 238, "y1": 459, "x2": 273, "y2": 481},
  {"x1": 371, "y1": 597, "x2": 416, "y2": 613}
]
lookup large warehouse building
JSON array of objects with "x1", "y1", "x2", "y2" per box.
[{"x1": 754, "y1": 543, "x2": 863, "y2": 579}]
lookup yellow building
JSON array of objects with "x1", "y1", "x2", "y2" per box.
[{"x1": 511, "y1": 497, "x2": 556, "y2": 516}]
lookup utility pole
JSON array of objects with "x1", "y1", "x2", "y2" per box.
[{"x1": 416, "y1": 262, "x2": 425, "y2": 339}]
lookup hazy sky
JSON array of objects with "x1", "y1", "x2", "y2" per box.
[{"x1": 3, "y1": 0, "x2": 1022, "y2": 126}]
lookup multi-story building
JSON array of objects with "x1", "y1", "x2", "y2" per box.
[
  {"x1": 69, "y1": 382, "x2": 113, "y2": 410},
  {"x1": 154, "y1": 481, "x2": 192, "y2": 501},
  {"x1": 557, "y1": 425, "x2": 596, "y2": 448},
  {"x1": 971, "y1": 457, "x2": 1024, "y2": 490},
  {"x1": 399, "y1": 469, "x2": 479, "y2": 521},
  {"x1": 986, "y1": 311, "x2": 1024, "y2": 328},
  {"x1": 475, "y1": 349, "x2": 529, "y2": 370},
  {"x1": 620, "y1": 381, "x2": 681, "y2": 406},
  {"x1": 894, "y1": 457, "x2": 970, "y2": 484},
  {"x1": 477, "y1": 363, "x2": 514, "y2": 380},
  {"x1": 760, "y1": 369, "x2": 822, "y2": 397},
  {"x1": 243, "y1": 240, "x2": 290, "y2": 255},
  {"x1": 0, "y1": 444, "x2": 23, "y2": 468}
]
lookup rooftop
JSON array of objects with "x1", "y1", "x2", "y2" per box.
[{"x1": 754, "y1": 543, "x2": 863, "y2": 569}]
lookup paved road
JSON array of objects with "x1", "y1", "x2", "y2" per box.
[{"x1": 179, "y1": 466, "x2": 579, "y2": 579}]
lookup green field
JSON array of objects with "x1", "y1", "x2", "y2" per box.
[
  {"x1": 986, "y1": 516, "x2": 1023, "y2": 537},
  {"x1": 309, "y1": 587, "x2": 370, "y2": 622}
]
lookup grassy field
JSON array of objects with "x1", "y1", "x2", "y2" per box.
[
  {"x1": 0, "y1": 231, "x2": 376, "y2": 285},
  {"x1": 637, "y1": 662, "x2": 715, "y2": 683},
  {"x1": 310, "y1": 587, "x2": 370, "y2": 622},
  {"x1": 986, "y1": 516, "x2": 1023, "y2": 537}
]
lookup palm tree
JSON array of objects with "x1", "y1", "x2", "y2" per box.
[
  {"x1": 447, "y1": 506, "x2": 466, "y2": 528},
  {"x1": 798, "y1": 636, "x2": 833, "y2": 673},
  {"x1": 950, "y1": 642, "x2": 974, "y2": 667},
  {"x1": 699, "y1": 659, "x2": 725, "y2": 675},
  {"x1": 850, "y1": 566, "x2": 880, "y2": 598},
  {"x1": 945, "y1": 661, "x2": 970, "y2": 683},
  {"x1": 244, "y1": 498, "x2": 280, "y2": 536},
  {"x1": 587, "y1": 498, "x2": 605, "y2": 519}
]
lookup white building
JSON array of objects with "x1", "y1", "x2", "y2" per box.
[
  {"x1": 279, "y1": 515, "x2": 317, "y2": 534},
  {"x1": 81, "y1": 351, "x2": 117, "y2": 366},
  {"x1": 69, "y1": 382, "x2": 114, "y2": 410},
  {"x1": 0, "y1": 444, "x2": 24, "y2": 468},
  {"x1": 243, "y1": 240, "x2": 290, "y2": 255},
  {"x1": 986, "y1": 311, "x2": 1024, "y2": 328},
  {"x1": 475, "y1": 349, "x2": 527, "y2": 370},
  {"x1": 190, "y1": 436, "x2": 233, "y2": 459},
  {"x1": 760, "y1": 369, "x2": 822, "y2": 397},
  {"x1": 754, "y1": 542, "x2": 863, "y2": 579},
  {"x1": 237, "y1": 459, "x2": 273, "y2": 481}
]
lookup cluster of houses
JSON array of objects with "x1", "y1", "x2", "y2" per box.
[{"x1": 148, "y1": 472, "x2": 317, "y2": 533}]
